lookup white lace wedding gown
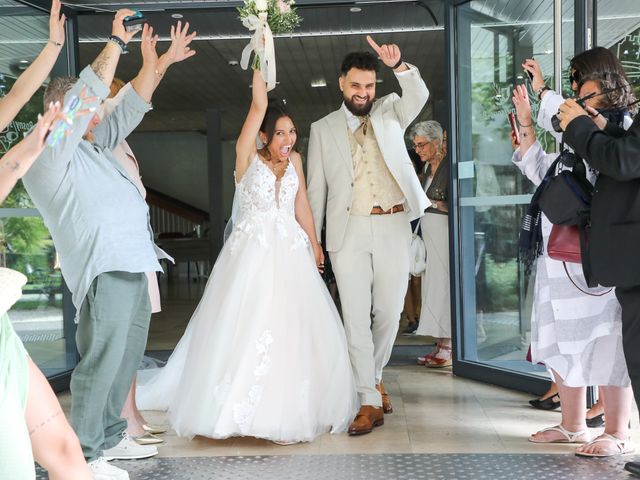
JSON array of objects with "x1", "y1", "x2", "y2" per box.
[{"x1": 137, "y1": 155, "x2": 358, "y2": 442}]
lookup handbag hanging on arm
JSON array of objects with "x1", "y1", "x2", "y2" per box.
[
  {"x1": 537, "y1": 148, "x2": 611, "y2": 295},
  {"x1": 409, "y1": 220, "x2": 426, "y2": 277}
]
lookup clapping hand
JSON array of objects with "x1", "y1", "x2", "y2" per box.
[
  {"x1": 140, "y1": 24, "x2": 159, "y2": 66},
  {"x1": 49, "y1": 0, "x2": 66, "y2": 47},
  {"x1": 157, "y1": 21, "x2": 197, "y2": 75},
  {"x1": 367, "y1": 35, "x2": 403, "y2": 70},
  {"x1": 511, "y1": 84, "x2": 532, "y2": 126}
]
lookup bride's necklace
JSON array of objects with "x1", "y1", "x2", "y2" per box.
[{"x1": 262, "y1": 153, "x2": 289, "y2": 179}]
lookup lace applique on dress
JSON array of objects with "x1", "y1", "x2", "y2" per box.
[
  {"x1": 227, "y1": 156, "x2": 307, "y2": 253},
  {"x1": 232, "y1": 330, "x2": 274, "y2": 433}
]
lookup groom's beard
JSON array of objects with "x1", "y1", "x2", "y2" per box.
[{"x1": 343, "y1": 94, "x2": 374, "y2": 116}]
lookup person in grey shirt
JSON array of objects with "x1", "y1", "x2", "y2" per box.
[{"x1": 22, "y1": 12, "x2": 196, "y2": 480}]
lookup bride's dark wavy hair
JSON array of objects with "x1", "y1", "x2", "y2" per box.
[{"x1": 259, "y1": 98, "x2": 297, "y2": 150}]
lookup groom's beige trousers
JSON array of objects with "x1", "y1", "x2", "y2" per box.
[{"x1": 329, "y1": 212, "x2": 412, "y2": 407}]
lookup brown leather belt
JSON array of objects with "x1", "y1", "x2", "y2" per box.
[{"x1": 370, "y1": 204, "x2": 404, "y2": 215}]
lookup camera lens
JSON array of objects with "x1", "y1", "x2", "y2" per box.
[{"x1": 551, "y1": 114, "x2": 563, "y2": 133}]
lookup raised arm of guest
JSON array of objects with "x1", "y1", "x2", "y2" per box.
[
  {"x1": 153, "y1": 21, "x2": 197, "y2": 89},
  {"x1": 522, "y1": 58, "x2": 564, "y2": 143},
  {"x1": 0, "y1": 0, "x2": 65, "y2": 131},
  {"x1": 236, "y1": 68, "x2": 269, "y2": 180},
  {"x1": 33, "y1": 8, "x2": 138, "y2": 167},
  {"x1": 511, "y1": 84, "x2": 557, "y2": 186},
  {"x1": 93, "y1": 22, "x2": 197, "y2": 150},
  {"x1": 0, "y1": 102, "x2": 60, "y2": 202}
]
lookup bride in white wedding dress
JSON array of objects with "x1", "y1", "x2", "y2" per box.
[{"x1": 136, "y1": 68, "x2": 358, "y2": 443}]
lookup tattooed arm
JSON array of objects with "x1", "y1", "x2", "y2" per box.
[{"x1": 90, "y1": 9, "x2": 139, "y2": 87}]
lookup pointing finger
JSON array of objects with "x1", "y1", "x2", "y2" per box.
[{"x1": 366, "y1": 35, "x2": 382, "y2": 54}]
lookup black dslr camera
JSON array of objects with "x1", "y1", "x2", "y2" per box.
[{"x1": 551, "y1": 92, "x2": 597, "y2": 133}]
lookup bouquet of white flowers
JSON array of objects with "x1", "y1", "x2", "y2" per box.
[{"x1": 238, "y1": 0, "x2": 301, "y2": 91}]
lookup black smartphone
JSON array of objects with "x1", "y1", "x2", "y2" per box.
[
  {"x1": 525, "y1": 57, "x2": 535, "y2": 81},
  {"x1": 124, "y1": 11, "x2": 145, "y2": 32}
]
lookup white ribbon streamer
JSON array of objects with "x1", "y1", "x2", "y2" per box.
[{"x1": 240, "y1": 12, "x2": 277, "y2": 92}]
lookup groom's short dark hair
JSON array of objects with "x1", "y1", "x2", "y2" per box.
[{"x1": 340, "y1": 52, "x2": 379, "y2": 75}]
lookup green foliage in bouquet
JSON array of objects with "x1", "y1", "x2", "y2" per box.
[{"x1": 237, "y1": 0, "x2": 302, "y2": 35}]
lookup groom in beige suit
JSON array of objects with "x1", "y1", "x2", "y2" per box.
[{"x1": 307, "y1": 36, "x2": 430, "y2": 435}]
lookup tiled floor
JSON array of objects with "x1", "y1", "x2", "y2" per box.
[
  {"x1": 47, "y1": 366, "x2": 640, "y2": 479},
  {"x1": 132, "y1": 366, "x2": 639, "y2": 457},
  {"x1": 40, "y1": 274, "x2": 640, "y2": 478},
  {"x1": 45, "y1": 454, "x2": 638, "y2": 480}
]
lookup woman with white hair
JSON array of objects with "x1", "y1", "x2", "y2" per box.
[{"x1": 410, "y1": 120, "x2": 452, "y2": 368}]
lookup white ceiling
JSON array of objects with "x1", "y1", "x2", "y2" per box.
[{"x1": 2, "y1": 0, "x2": 640, "y2": 139}]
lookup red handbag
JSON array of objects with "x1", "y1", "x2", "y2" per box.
[
  {"x1": 547, "y1": 224, "x2": 612, "y2": 296},
  {"x1": 547, "y1": 225, "x2": 581, "y2": 263}
]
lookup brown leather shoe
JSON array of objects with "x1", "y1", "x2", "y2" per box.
[
  {"x1": 348, "y1": 406, "x2": 384, "y2": 435},
  {"x1": 376, "y1": 381, "x2": 393, "y2": 414}
]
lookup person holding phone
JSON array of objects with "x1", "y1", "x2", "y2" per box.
[
  {"x1": 22, "y1": 15, "x2": 196, "y2": 479},
  {"x1": 512, "y1": 73, "x2": 634, "y2": 458}
]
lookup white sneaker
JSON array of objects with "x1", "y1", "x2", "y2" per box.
[
  {"x1": 103, "y1": 432, "x2": 159, "y2": 460},
  {"x1": 88, "y1": 457, "x2": 129, "y2": 480}
]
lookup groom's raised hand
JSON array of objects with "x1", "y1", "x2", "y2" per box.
[{"x1": 366, "y1": 35, "x2": 407, "y2": 72}]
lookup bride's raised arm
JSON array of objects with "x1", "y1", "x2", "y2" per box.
[{"x1": 235, "y1": 68, "x2": 268, "y2": 181}]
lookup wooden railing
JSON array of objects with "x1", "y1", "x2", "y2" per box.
[{"x1": 146, "y1": 187, "x2": 208, "y2": 236}]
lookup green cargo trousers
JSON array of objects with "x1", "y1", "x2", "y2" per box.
[{"x1": 70, "y1": 271, "x2": 151, "y2": 461}]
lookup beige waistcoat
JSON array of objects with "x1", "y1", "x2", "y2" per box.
[{"x1": 347, "y1": 118, "x2": 405, "y2": 215}]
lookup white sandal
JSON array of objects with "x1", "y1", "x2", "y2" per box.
[
  {"x1": 575, "y1": 433, "x2": 635, "y2": 457},
  {"x1": 528, "y1": 424, "x2": 591, "y2": 444},
  {"x1": 272, "y1": 440, "x2": 297, "y2": 446}
]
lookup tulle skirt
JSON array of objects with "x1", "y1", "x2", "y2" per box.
[{"x1": 137, "y1": 212, "x2": 358, "y2": 442}]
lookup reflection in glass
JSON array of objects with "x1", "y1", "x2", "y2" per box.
[
  {"x1": 598, "y1": 0, "x2": 640, "y2": 99},
  {"x1": 0, "y1": 215, "x2": 71, "y2": 377},
  {"x1": 468, "y1": 204, "x2": 532, "y2": 362},
  {"x1": 0, "y1": 5, "x2": 76, "y2": 379},
  {"x1": 456, "y1": 0, "x2": 556, "y2": 377}
]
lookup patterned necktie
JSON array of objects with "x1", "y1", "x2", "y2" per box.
[{"x1": 354, "y1": 116, "x2": 368, "y2": 146}]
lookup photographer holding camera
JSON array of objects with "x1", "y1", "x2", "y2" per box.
[
  {"x1": 559, "y1": 56, "x2": 640, "y2": 477},
  {"x1": 512, "y1": 64, "x2": 635, "y2": 457},
  {"x1": 523, "y1": 47, "x2": 634, "y2": 139}
]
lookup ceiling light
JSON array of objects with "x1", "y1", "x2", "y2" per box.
[
  {"x1": 228, "y1": 59, "x2": 239, "y2": 66},
  {"x1": 376, "y1": 79, "x2": 383, "y2": 84},
  {"x1": 311, "y1": 79, "x2": 327, "y2": 88},
  {"x1": 171, "y1": 13, "x2": 183, "y2": 19},
  {"x1": 19, "y1": 59, "x2": 29, "y2": 64},
  {"x1": 350, "y1": 7, "x2": 362, "y2": 12}
]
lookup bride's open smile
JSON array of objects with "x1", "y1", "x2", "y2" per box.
[{"x1": 264, "y1": 116, "x2": 297, "y2": 161}]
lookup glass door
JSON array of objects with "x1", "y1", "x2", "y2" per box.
[
  {"x1": 0, "y1": 0, "x2": 77, "y2": 388},
  {"x1": 449, "y1": 0, "x2": 577, "y2": 391}
]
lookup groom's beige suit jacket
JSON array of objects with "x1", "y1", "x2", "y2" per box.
[{"x1": 306, "y1": 65, "x2": 431, "y2": 252}]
